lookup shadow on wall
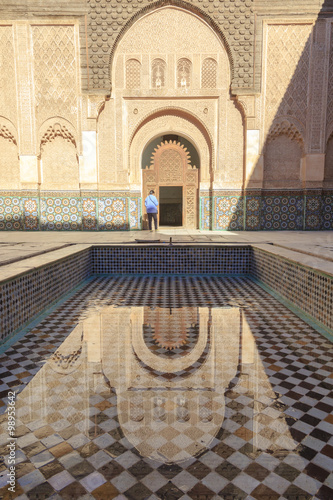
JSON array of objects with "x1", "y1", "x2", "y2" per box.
[{"x1": 212, "y1": 0, "x2": 333, "y2": 232}]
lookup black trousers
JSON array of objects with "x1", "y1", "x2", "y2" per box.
[{"x1": 148, "y1": 212, "x2": 158, "y2": 230}]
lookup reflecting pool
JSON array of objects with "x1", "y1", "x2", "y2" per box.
[{"x1": 0, "y1": 276, "x2": 332, "y2": 499}]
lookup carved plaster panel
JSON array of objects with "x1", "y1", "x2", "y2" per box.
[
  {"x1": 263, "y1": 22, "x2": 313, "y2": 141},
  {"x1": 32, "y1": 25, "x2": 80, "y2": 139},
  {"x1": 0, "y1": 26, "x2": 17, "y2": 130},
  {"x1": 129, "y1": 114, "x2": 211, "y2": 185},
  {"x1": 326, "y1": 22, "x2": 333, "y2": 141},
  {"x1": 125, "y1": 100, "x2": 217, "y2": 151},
  {"x1": 113, "y1": 8, "x2": 230, "y2": 93},
  {"x1": 86, "y1": 1, "x2": 255, "y2": 92}
]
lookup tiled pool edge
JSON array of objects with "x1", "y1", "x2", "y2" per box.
[
  {"x1": 1, "y1": 244, "x2": 332, "y2": 344},
  {"x1": 251, "y1": 277, "x2": 333, "y2": 343},
  {"x1": 251, "y1": 246, "x2": 333, "y2": 335},
  {"x1": 0, "y1": 247, "x2": 91, "y2": 342}
]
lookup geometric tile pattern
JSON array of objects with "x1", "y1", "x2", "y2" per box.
[
  {"x1": 98, "y1": 197, "x2": 128, "y2": 231},
  {"x1": 0, "y1": 196, "x2": 23, "y2": 230},
  {"x1": 245, "y1": 194, "x2": 261, "y2": 231},
  {"x1": 0, "y1": 249, "x2": 91, "y2": 343},
  {"x1": 200, "y1": 196, "x2": 211, "y2": 230},
  {"x1": 251, "y1": 246, "x2": 333, "y2": 332},
  {"x1": 22, "y1": 197, "x2": 39, "y2": 231},
  {"x1": 322, "y1": 192, "x2": 333, "y2": 230},
  {"x1": 261, "y1": 193, "x2": 304, "y2": 231},
  {"x1": 214, "y1": 196, "x2": 244, "y2": 231},
  {"x1": 82, "y1": 197, "x2": 98, "y2": 231},
  {"x1": 0, "y1": 276, "x2": 332, "y2": 500},
  {"x1": 0, "y1": 190, "x2": 333, "y2": 231},
  {"x1": 305, "y1": 193, "x2": 322, "y2": 231},
  {"x1": 129, "y1": 197, "x2": 141, "y2": 230},
  {"x1": 91, "y1": 246, "x2": 251, "y2": 274},
  {"x1": 40, "y1": 196, "x2": 82, "y2": 231}
]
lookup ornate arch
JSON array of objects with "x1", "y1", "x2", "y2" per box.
[
  {"x1": 0, "y1": 117, "x2": 18, "y2": 145},
  {"x1": 108, "y1": 1, "x2": 235, "y2": 88},
  {"x1": 129, "y1": 108, "x2": 213, "y2": 184},
  {"x1": 39, "y1": 117, "x2": 78, "y2": 155},
  {"x1": 266, "y1": 118, "x2": 305, "y2": 154}
]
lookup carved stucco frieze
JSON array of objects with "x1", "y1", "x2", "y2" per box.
[
  {"x1": 125, "y1": 100, "x2": 217, "y2": 148},
  {"x1": 263, "y1": 23, "x2": 313, "y2": 138},
  {"x1": 86, "y1": 0, "x2": 255, "y2": 93},
  {"x1": 0, "y1": 26, "x2": 17, "y2": 131},
  {"x1": 326, "y1": 22, "x2": 333, "y2": 141}
]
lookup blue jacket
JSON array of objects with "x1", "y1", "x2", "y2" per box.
[{"x1": 145, "y1": 194, "x2": 158, "y2": 213}]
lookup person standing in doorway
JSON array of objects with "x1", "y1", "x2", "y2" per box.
[{"x1": 145, "y1": 190, "x2": 159, "y2": 231}]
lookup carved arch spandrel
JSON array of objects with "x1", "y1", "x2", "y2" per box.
[
  {"x1": 39, "y1": 117, "x2": 78, "y2": 155},
  {"x1": 108, "y1": 2, "x2": 235, "y2": 88},
  {"x1": 0, "y1": 117, "x2": 20, "y2": 189}
]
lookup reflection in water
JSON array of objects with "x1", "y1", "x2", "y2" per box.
[{"x1": 15, "y1": 305, "x2": 296, "y2": 465}]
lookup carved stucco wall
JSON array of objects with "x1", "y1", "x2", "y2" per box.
[
  {"x1": 0, "y1": 127, "x2": 20, "y2": 189},
  {"x1": 0, "y1": 26, "x2": 19, "y2": 189},
  {"x1": 262, "y1": 23, "x2": 313, "y2": 188},
  {"x1": 98, "y1": 6, "x2": 235, "y2": 189},
  {"x1": 32, "y1": 25, "x2": 81, "y2": 152},
  {"x1": 326, "y1": 23, "x2": 333, "y2": 142},
  {"x1": 0, "y1": 26, "x2": 17, "y2": 131},
  {"x1": 263, "y1": 23, "x2": 313, "y2": 139},
  {"x1": 324, "y1": 134, "x2": 333, "y2": 185},
  {"x1": 264, "y1": 135, "x2": 303, "y2": 189},
  {"x1": 216, "y1": 99, "x2": 244, "y2": 188},
  {"x1": 41, "y1": 137, "x2": 79, "y2": 190},
  {"x1": 86, "y1": 0, "x2": 255, "y2": 93},
  {"x1": 40, "y1": 124, "x2": 79, "y2": 190}
]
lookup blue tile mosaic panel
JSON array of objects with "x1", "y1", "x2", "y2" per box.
[
  {"x1": 40, "y1": 196, "x2": 82, "y2": 230},
  {"x1": 322, "y1": 192, "x2": 333, "y2": 230},
  {"x1": 23, "y1": 197, "x2": 39, "y2": 230},
  {"x1": 0, "y1": 190, "x2": 332, "y2": 231},
  {"x1": 82, "y1": 197, "x2": 98, "y2": 230},
  {"x1": 130, "y1": 197, "x2": 141, "y2": 230},
  {"x1": 0, "y1": 196, "x2": 23, "y2": 230},
  {"x1": 261, "y1": 194, "x2": 303, "y2": 230},
  {"x1": 200, "y1": 196, "x2": 211, "y2": 230},
  {"x1": 214, "y1": 196, "x2": 244, "y2": 231},
  {"x1": 98, "y1": 197, "x2": 129, "y2": 230},
  {"x1": 304, "y1": 193, "x2": 322, "y2": 230},
  {"x1": 245, "y1": 195, "x2": 261, "y2": 230}
]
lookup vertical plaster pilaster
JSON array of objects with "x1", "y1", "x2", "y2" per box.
[
  {"x1": 14, "y1": 23, "x2": 36, "y2": 157},
  {"x1": 307, "y1": 19, "x2": 330, "y2": 155}
]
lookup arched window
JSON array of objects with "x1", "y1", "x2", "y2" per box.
[
  {"x1": 126, "y1": 59, "x2": 141, "y2": 89},
  {"x1": 177, "y1": 58, "x2": 191, "y2": 88},
  {"x1": 201, "y1": 58, "x2": 217, "y2": 89},
  {"x1": 152, "y1": 58, "x2": 166, "y2": 89}
]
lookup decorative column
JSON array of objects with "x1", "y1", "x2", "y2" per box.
[
  {"x1": 80, "y1": 94, "x2": 106, "y2": 230},
  {"x1": 14, "y1": 23, "x2": 38, "y2": 189},
  {"x1": 304, "y1": 19, "x2": 330, "y2": 229}
]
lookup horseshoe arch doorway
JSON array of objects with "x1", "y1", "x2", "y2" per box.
[{"x1": 142, "y1": 135, "x2": 200, "y2": 229}]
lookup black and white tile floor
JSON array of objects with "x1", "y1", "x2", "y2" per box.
[{"x1": 0, "y1": 276, "x2": 332, "y2": 499}]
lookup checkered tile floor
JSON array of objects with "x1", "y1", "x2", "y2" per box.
[{"x1": 0, "y1": 276, "x2": 332, "y2": 499}]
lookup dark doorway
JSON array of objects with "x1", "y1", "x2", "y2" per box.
[{"x1": 159, "y1": 186, "x2": 183, "y2": 226}]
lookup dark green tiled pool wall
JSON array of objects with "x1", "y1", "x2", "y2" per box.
[
  {"x1": 91, "y1": 246, "x2": 252, "y2": 275},
  {"x1": 0, "y1": 249, "x2": 91, "y2": 342},
  {"x1": 251, "y1": 247, "x2": 333, "y2": 333}
]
